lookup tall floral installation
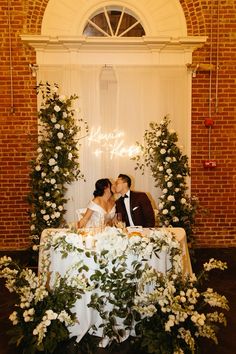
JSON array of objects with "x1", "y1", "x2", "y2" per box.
[
  {"x1": 0, "y1": 227, "x2": 229, "y2": 354},
  {"x1": 28, "y1": 82, "x2": 88, "y2": 250},
  {"x1": 133, "y1": 116, "x2": 198, "y2": 244}
]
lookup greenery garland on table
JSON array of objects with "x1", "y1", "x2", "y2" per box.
[
  {"x1": 133, "y1": 116, "x2": 198, "y2": 244},
  {"x1": 28, "y1": 82, "x2": 88, "y2": 249},
  {"x1": 0, "y1": 228, "x2": 229, "y2": 354}
]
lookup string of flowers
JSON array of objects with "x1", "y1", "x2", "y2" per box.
[
  {"x1": 133, "y1": 116, "x2": 198, "y2": 243},
  {"x1": 28, "y1": 82, "x2": 88, "y2": 249}
]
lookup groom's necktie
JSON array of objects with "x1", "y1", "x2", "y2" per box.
[{"x1": 120, "y1": 194, "x2": 129, "y2": 226}]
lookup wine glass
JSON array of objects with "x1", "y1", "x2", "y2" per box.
[{"x1": 113, "y1": 213, "x2": 126, "y2": 229}]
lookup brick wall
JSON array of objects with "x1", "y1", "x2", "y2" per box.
[{"x1": 0, "y1": 0, "x2": 235, "y2": 249}]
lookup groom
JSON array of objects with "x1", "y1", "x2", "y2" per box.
[{"x1": 114, "y1": 174, "x2": 155, "y2": 227}]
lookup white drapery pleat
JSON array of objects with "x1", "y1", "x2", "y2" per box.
[{"x1": 38, "y1": 65, "x2": 191, "y2": 222}]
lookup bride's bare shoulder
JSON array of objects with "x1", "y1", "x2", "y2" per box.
[{"x1": 92, "y1": 197, "x2": 101, "y2": 205}]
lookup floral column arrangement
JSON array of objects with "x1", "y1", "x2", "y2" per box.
[
  {"x1": 28, "y1": 83, "x2": 87, "y2": 249},
  {"x1": 133, "y1": 116, "x2": 198, "y2": 243}
]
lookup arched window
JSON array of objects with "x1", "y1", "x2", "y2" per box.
[{"x1": 83, "y1": 6, "x2": 145, "y2": 37}]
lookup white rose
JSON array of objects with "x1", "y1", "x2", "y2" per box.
[
  {"x1": 57, "y1": 132, "x2": 63, "y2": 139},
  {"x1": 51, "y1": 117, "x2": 57, "y2": 123},
  {"x1": 162, "y1": 209, "x2": 168, "y2": 215},
  {"x1": 53, "y1": 166, "x2": 59, "y2": 173},
  {"x1": 50, "y1": 178, "x2": 56, "y2": 184},
  {"x1": 181, "y1": 198, "x2": 186, "y2": 204},
  {"x1": 35, "y1": 165, "x2": 41, "y2": 171},
  {"x1": 160, "y1": 149, "x2": 166, "y2": 154},
  {"x1": 54, "y1": 105, "x2": 60, "y2": 112},
  {"x1": 55, "y1": 123, "x2": 60, "y2": 129},
  {"x1": 43, "y1": 215, "x2": 50, "y2": 221},
  {"x1": 159, "y1": 166, "x2": 164, "y2": 171},
  {"x1": 48, "y1": 158, "x2": 56, "y2": 166},
  {"x1": 167, "y1": 182, "x2": 173, "y2": 187},
  {"x1": 167, "y1": 195, "x2": 175, "y2": 201}
]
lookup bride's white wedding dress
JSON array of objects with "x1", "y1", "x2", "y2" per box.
[{"x1": 85, "y1": 200, "x2": 116, "y2": 227}]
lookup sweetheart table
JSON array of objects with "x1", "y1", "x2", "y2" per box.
[{"x1": 38, "y1": 226, "x2": 192, "y2": 346}]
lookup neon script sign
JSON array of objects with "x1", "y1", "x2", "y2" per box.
[{"x1": 88, "y1": 126, "x2": 141, "y2": 159}]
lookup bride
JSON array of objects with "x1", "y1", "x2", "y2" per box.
[{"x1": 77, "y1": 178, "x2": 116, "y2": 228}]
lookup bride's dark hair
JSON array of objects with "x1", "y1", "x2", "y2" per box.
[{"x1": 93, "y1": 178, "x2": 112, "y2": 197}]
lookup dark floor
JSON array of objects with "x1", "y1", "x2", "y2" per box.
[{"x1": 0, "y1": 248, "x2": 235, "y2": 354}]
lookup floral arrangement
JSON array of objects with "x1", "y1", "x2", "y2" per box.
[
  {"x1": 28, "y1": 82, "x2": 88, "y2": 249},
  {"x1": 0, "y1": 227, "x2": 229, "y2": 354},
  {"x1": 133, "y1": 116, "x2": 198, "y2": 243},
  {"x1": 133, "y1": 258, "x2": 229, "y2": 354},
  {"x1": 0, "y1": 255, "x2": 90, "y2": 354}
]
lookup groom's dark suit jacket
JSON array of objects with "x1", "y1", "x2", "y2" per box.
[{"x1": 115, "y1": 191, "x2": 155, "y2": 227}]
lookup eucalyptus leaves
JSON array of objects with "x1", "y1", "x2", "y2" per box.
[
  {"x1": 28, "y1": 83, "x2": 88, "y2": 249},
  {"x1": 133, "y1": 116, "x2": 198, "y2": 243}
]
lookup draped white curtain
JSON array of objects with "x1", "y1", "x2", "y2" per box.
[{"x1": 38, "y1": 65, "x2": 191, "y2": 223}]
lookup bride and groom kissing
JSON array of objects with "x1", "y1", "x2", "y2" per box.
[{"x1": 78, "y1": 174, "x2": 155, "y2": 229}]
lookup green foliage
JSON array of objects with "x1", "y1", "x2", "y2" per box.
[
  {"x1": 133, "y1": 116, "x2": 198, "y2": 243},
  {"x1": 28, "y1": 82, "x2": 88, "y2": 248}
]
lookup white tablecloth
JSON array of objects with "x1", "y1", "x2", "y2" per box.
[{"x1": 38, "y1": 227, "x2": 192, "y2": 345}]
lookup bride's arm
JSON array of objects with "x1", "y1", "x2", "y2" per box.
[{"x1": 77, "y1": 208, "x2": 93, "y2": 228}]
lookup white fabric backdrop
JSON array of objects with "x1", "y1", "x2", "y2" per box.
[{"x1": 38, "y1": 65, "x2": 191, "y2": 223}]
